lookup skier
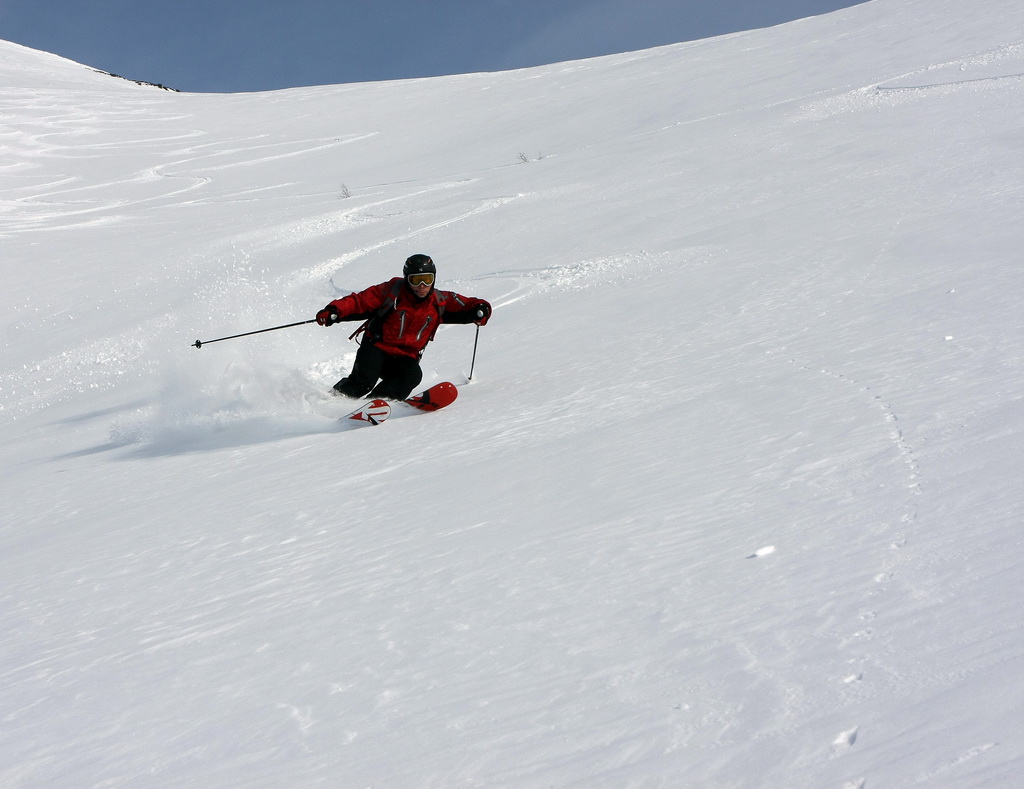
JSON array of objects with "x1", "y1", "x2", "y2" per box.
[{"x1": 315, "y1": 254, "x2": 491, "y2": 400}]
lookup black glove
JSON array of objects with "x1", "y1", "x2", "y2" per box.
[
  {"x1": 474, "y1": 301, "x2": 492, "y2": 326},
  {"x1": 316, "y1": 305, "x2": 340, "y2": 326}
]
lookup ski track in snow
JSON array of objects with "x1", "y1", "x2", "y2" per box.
[
  {"x1": 915, "y1": 742, "x2": 999, "y2": 784},
  {"x1": 295, "y1": 190, "x2": 525, "y2": 291},
  {"x1": 792, "y1": 361, "x2": 923, "y2": 501},
  {"x1": 472, "y1": 249, "x2": 689, "y2": 311},
  {"x1": 798, "y1": 41, "x2": 1024, "y2": 119},
  {"x1": 784, "y1": 357, "x2": 924, "y2": 764},
  {"x1": 0, "y1": 82, "x2": 385, "y2": 238}
]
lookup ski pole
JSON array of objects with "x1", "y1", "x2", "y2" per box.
[
  {"x1": 468, "y1": 316, "x2": 483, "y2": 381},
  {"x1": 192, "y1": 319, "x2": 317, "y2": 349}
]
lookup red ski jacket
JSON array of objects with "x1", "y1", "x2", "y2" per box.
[{"x1": 328, "y1": 277, "x2": 490, "y2": 359}]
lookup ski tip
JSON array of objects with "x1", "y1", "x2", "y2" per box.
[
  {"x1": 434, "y1": 381, "x2": 458, "y2": 400},
  {"x1": 406, "y1": 381, "x2": 458, "y2": 411}
]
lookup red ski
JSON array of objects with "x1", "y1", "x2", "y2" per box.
[
  {"x1": 404, "y1": 382, "x2": 458, "y2": 412},
  {"x1": 342, "y1": 398, "x2": 391, "y2": 425}
]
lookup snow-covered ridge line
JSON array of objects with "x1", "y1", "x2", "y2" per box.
[{"x1": 89, "y1": 68, "x2": 181, "y2": 92}]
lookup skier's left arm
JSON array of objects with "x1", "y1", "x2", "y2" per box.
[{"x1": 442, "y1": 294, "x2": 492, "y2": 326}]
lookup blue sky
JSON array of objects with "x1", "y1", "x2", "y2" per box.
[{"x1": 0, "y1": 0, "x2": 866, "y2": 93}]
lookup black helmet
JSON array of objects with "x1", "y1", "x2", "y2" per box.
[{"x1": 403, "y1": 254, "x2": 435, "y2": 277}]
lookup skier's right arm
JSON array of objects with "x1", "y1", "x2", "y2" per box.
[{"x1": 316, "y1": 282, "x2": 390, "y2": 327}]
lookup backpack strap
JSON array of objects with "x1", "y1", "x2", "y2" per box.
[
  {"x1": 426, "y1": 291, "x2": 449, "y2": 343},
  {"x1": 348, "y1": 279, "x2": 405, "y2": 342}
]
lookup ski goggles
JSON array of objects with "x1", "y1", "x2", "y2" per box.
[{"x1": 407, "y1": 273, "x2": 435, "y2": 287}]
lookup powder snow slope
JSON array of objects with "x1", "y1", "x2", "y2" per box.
[{"x1": 2, "y1": 1, "x2": 1023, "y2": 787}]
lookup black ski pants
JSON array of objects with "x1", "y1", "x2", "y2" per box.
[{"x1": 333, "y1": 342, "x2": 422, "y2": 401}]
